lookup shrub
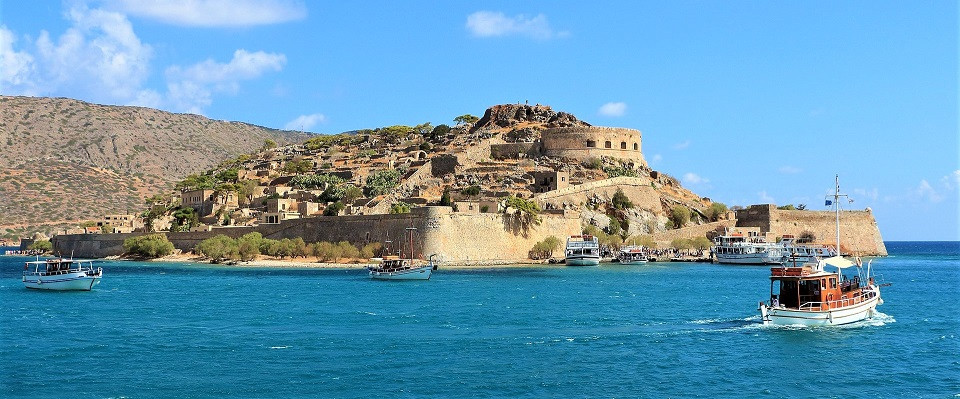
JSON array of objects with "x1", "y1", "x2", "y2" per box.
[
  {"x1": 461, "y1": 185, "x2": 481, "y2": 196},
  {"x1": 390, "y1": 202, "x2": 411, "y2": 214},
  {"x1": 669, "y1": 206, "x2": 690, "y2": 229},
  {"x1": 798, "y1": 231, "x2": 816, "y2": 243},
  {"x1": 670, "y1": 238, "x2": 692, "y2": 250},
  {"x1": 529, "y1": 235, "x2": 561, "y2": 259},
  {"x1": 195, "y1": 235, "x2": 239, "y2": 262},
  {"x1": 707, "y1": 202, "x2": 728, "y2": 221},
  {"x1": 123, "y1": 234, "x2": 175, "y2": 258},
  {"x1": 608, "y1": 218, "x2": 623, "y2": 237},
  {"x1": 27, "y1": 239, "x2": 52, "y2": 253},
  {"x1": 504, "y1": 195, "x2": 541, "y2": 228},
  {"x1": 360, "y1": 242, "x2": 382, "y2": 259},
  {"x1": 777, "y1": 204, "x2": 797, "y2": 210},
  {"x1": 439, "y1": 189, "x2": 452, "y2": 206},
  {"x1": 364, "y1": 169, "x2": 402, "y2": 197},
  {"x1": 603, "y1": 165, "x2": 639, "y2": 178},
  {"x1": 582, "y1": 157, "x2": 603, "y2": 170},
  {"x1": 612, "y1": 188, "x2": 634, "y2": 210},
  {"x1": 324, "y1": 201, "x2": 345, "y2": 216},
  {"x1": 691, "y1": 236, "x2": 712, "y2": 251}
]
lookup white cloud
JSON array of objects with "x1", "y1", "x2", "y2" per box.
[
  {"x1": 779, "y1": 166, "x2": 802, "y2": 174},
  {"x1": 284, "y1": 113, "x2": 327, "y2": 131},
  {"x1": 598, "y1": 102, "x2": 627, "y2": 117},
  {"x1": 165, "y1": 49, "x2": 286, "y2": 113},
  {"x1": 2, "y1": 6, "x2": 156, "y2": 104},
  {"x1": 942, "y1": 170, "x2": 960, "y2": 190},
  {"x1": 104, "y1": 0, "x2": 307, "y2": 27},
  {"x1": 673, "y1": 140, "x2": 691, "y2": 150},
  {"x1": 0, "y1": 25, "x2": 37, "y2": 93},
  {"x1": 758, "y1": 190, "x2": 775, "y2": 204},
  {"x1": 465, "y1": 11, "x2": 562, "y2": 40},
  {"x1": 682, "y1": 172, "x2": 709, "y2": 185},
  {"x1": 651, "y1": 154, "x2": 662, "y2": 164},
  {"x1": 914, "y1": 179, "x2": 943, "y2": 203}
]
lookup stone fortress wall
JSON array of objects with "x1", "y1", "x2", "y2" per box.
[
  {"x1": 53, "y1": 207, "x2": 581, "y2": 264},
  {"x1": 735, "y1": 204, "x2": 887, "y2": 256},
  {"x1": 540, "y1": 126, "x2": 646, "y2": 165}
]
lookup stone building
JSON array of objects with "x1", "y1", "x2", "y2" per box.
[
  {"x1": 98, "y1": 214, "x2": 143, "y2": 233},
  {"x1": 540, "y1": 126, "x2": 645, "y2": 165},
  {"x1": 181, "y1": 189, "x2": 239, "y2": 221},
  {"x1": 529, "y1": 170, "x2": 570, "y2": 193}
]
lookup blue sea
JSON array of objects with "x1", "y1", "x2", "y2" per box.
[{"x1": 1, "y1": 242, "x2": 958, "y2": 398}]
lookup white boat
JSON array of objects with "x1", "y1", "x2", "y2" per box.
[
  {"x1": 367, "y1": 227, "x2": 436, "y2": 281},
  {"x1": 22, "y1": 258, "x2": 102, "y2": 291},
  {"x1": 712, "y1": 233, "x2": 784, "y2": 264},
  {"x1": 616, "y1": 246, "x2": 650, "y2": 265},
  {"x1": 758, "y1": 176, "x2": 885, "y2": 326},
  {"x1": 565, "y1": 235, "x2": 600, "y2": 266},
  {"x1": 778, "y1": 235, "x2": 838, "y2": 265}
]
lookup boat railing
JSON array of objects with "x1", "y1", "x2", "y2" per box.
[{"x1": 797, "y1": 289, "x2": 877, "y2": 311}]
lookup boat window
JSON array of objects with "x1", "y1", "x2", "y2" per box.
[{"x1": 830, "y1": 278, "x2": 837, "y2": 289}]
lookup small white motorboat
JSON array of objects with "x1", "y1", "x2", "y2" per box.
[{"x1": 23, "y1": 258, "x2": 102, "y2": 291}]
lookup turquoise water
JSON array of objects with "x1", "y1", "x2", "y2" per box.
[{"x1": 1, "y1": 242, "x2": 957, "y2": 398}]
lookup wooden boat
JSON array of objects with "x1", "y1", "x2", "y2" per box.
[
  {"x1": 758, "y1": 176, "x2": 885, "y2": 326},
  {"x1": 367, "y1": 227, "x2": 436, "y2": 280},
  {"x1": 615, "y1": 246, "x2": 650, "y2": 265}
]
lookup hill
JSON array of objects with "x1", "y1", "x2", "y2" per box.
[{"x1": 0, "y1": 96, "x2": 308, "y2": 238}]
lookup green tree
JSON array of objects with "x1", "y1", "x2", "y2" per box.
[
  {"x1": 504, "y1": 195, "x2": 541, "y2": 229},
  {"x1": 439, "y1": 189, "x2": 452, "y2": 206},
  {"x1": 282, "y1": 158, "x2": 313, "y2": 174},
  {"x1": 608, "y1": 218, "x2": 623, "y2": 237},
  {"x1": 175, "y1": 174, "x2": 215, "y2": 191},
  {"x1": 195, "y1": 235, "x2": 239, "y2": 263},
  {"x1": 777, "y1": 204, "x2": 797, "y2": 210},
  {"x1": 236, "y1": 232, "x2": 264, "y2": 261},
  {"x1": 123, "y1": 234, "x2": 175, "y2": 258},
  {"x1": 671, "y1": 238, "x2": 693, "y2": 250},
  {"x1": 669, "y1": 205, "x2": 690, "y2": 229},
  {"x1": 342, "y1": 185, "x2": 363, "y2": 204},
  {"x1": 215, "y1": 168, "x2": 239, "y2": 183},
  {"x1": 461, "y1": 185, "x2": 481, "y2": 196},
  {"x1": 428, "y1": 124, "x2": 451, "y2": 141},
  {"x1": 707, "y1": 202, "x2": 729, "y2": 221},
  {"x1": 263, "y1": 139, "x2": 277, "y2": 150},
  {"x1": 171, "y1": 206, "x2": 199, "y2": 232},
  {"x1": 691, "y1": 236, "x2": 713, "y2": 251},
  {"x1": 454, "y1": 114, "x2": 479, "y2": 125},
  {"x1": 324, "y1": 201, "x2": 345, "y2": 216},
  {"x1": 612, "y1": 188, "x2": 634, "y2": 210},
  {"x1": 27, "y1": 239, "x2": 52, "y2": 253},
  {"x1": 360, "y1": 242, "x2": 382, "y2": 259}
]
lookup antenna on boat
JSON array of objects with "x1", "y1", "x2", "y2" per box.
[{"x1": 825, "y1": 174, "x2": 851, "y2": 256}]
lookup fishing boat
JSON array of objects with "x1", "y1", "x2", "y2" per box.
[
  {"x1": 565, "y1": 235, "x2": 600, "y2": 266},
  {"x1": 615, "y1": 245, "x2": 651, "y2": 265},
  {"x1": 367, "y1": 227, "x2": 436, "y2": 280},
  {"x1": 758, "y1": 176, "x2": 885, "y2": 326},
  {"x1": 712, "y1": 232, "x2": 784, "y2": 265},
  {"x1": 22, "y1": 258, "x2": 102, "y2": 291}
]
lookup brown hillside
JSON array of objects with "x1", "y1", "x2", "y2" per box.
[{"x1": 0, "y1": 96, "x2": 308, "y2": 237}]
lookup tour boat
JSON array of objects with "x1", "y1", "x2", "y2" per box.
[
  {"x1": 565, "y1": 235, "x2": 600, "y2": 266},
  {"x1": 758, "y1": 176, "x2": 885, "y2": 326},
  {"x1": 615, "y1": 246, "x2": 650, "y2": 265},
  {"x1": 367, "y1": 227, "x2": 436, "y2": 280},
  {"x1": 22, "y1": 258, "x2": 102, "y2": 291},
  {"x1": 778, "y1": 235, "x2": 838, "y2": 264},
  {"x1": 712, "y1": 232, "x2": 784, "y2": 265}
]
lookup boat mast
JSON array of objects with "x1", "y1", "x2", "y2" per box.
[{"x1": 826, "y1": 174, "x2": 850, "y2": 256}]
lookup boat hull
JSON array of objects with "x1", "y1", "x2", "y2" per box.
[
  {"x1": 617, "y1": 260, "x2": 649, "y2": 266},
  {"x1": 369, "y1": 265, "x2": 433, "y2": 280},
  {"x1": 566, "y1": 256, "x2": 600, "y2": 266},
  {"x1": 760, "y1": 291, "x2": 881, "y2": 326},
  {"x1": 23, "y1": 273, "x2": 101, "y2": 291},
  {"x1": 716, "y1": 254, "x2": 782, "y2": 265}
]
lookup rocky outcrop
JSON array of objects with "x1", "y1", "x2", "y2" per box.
[{"x1": 472, "y1": 104, "x2": 590, "y2": 132}]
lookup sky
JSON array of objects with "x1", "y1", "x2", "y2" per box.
[{"x1": 1, "y1": 1, "x2": 957, "y2": 240}]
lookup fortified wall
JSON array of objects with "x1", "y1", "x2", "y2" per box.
[
  {"x1": 52, "y1": 207, "x2": 581, "y2": 264},
  {"x1": 735, "y1": 204, "x2": 887, "y2": 256},
  {"x1": 540, "y1": 126, "x2": 646, "y2": 165}
]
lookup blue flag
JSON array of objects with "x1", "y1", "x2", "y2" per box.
[{"x1": 825, "y1": 199, "x2": 833, "y2": 206}]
